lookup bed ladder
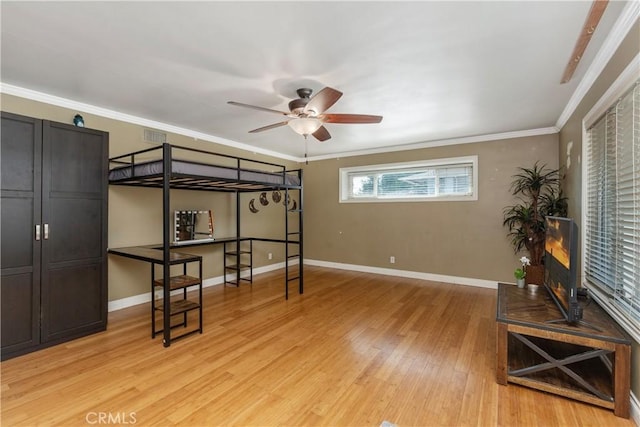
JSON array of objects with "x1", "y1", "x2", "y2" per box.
[{"x1": 284, "y1": 173, "x2": 303, "y2": 299}]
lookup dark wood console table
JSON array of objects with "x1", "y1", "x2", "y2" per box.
[{"x1": 496, "y1": 283, "x2": 631, "y2": 418}]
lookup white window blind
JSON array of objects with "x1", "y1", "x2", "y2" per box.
[
  {"x1": 340, "y1": 156, "x2": 478, "y2": 203},
  {"x1": 585, "y1": 80, "x2": 640, "y2": 327}
]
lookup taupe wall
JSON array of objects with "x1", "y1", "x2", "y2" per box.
[
  {"x1": 304, "y1": 134, "x2": 559, "y2": 283},
  {"x1": 1, "y1": 94, "x2": 299, "y2": 301},
  {"x1": 558, "y1": 18, "x2": 640, "y2": 402},
  {"x1": 2, "y1": 91, "x2": 557, "y2": 296}
]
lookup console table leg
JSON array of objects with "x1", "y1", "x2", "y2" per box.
[
  {"x1": 614, "y1": 343, "x2": 630, "y2": 418},
  {"x1": 496, "y1": 322, "x2": 508, "y2": 385}
]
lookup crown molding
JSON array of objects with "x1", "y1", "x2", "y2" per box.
[
  {"x1": 0, "y1": 83, "x2": 301, "y2": 163},
  {"x1": 1, "y1": 82, "x2": 559, "y2": 164},
  {"x1": 305, "y1": 127, "x2": 559, "y2": 162},
  {"x1": 556, "y1": 0, "x2": 640, "y2": 130},
  {"x1": 583, "y1": 52, "x2": 640, "y2": 128}
]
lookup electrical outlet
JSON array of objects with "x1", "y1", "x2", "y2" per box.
[
  {"x1": 390, "y1": 256, "x2": 395, "y2": 264},
  {"x1": 268, "y1": 253, "x2": 273, "y2": 260}
]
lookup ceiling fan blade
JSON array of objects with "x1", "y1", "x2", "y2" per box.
[
  {"x1": 248, "y1": 121, "x2": 289, "y2": 133},
  {"x1": 312, "y1": 125, "x2": 331, "y2": 142},
  {"x1": 320, "y1": 113, "x2": 383, "y2": 124},
  {"x1": 560, "y1": 0, "x2": 609, "y2": 84},
  {"x1": 228, "y1": 101, "x2": 289, "y2": 116},
  {"x1": 304, "y1": 87, "x2": 343, "y2": 115}
]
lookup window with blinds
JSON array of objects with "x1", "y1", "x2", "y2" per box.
[
  {"x1": 585, "y1": 80, "x2": 640, "y2": 332},
  {"x1": 339, "y1": 156, "x2": 478, "y2": 202}
]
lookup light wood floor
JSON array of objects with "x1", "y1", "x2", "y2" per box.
[{"x1": 1, "y1": 266, "x2": 635, "y2": 426}]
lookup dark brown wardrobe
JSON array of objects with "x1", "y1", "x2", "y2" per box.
[{"x1": 1, "y1": 112, "x2": 108, "y2": 360}]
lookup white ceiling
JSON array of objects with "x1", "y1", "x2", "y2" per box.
[{"x1": 0, "y1": 1, "x2": 633, "y2": 161}]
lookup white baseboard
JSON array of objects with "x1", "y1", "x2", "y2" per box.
[
  {"x1": 305, "y1": 259, "x2": 499, "y2": 289},
  {"x1": 107, "y1": 260, "x2": 291, "y2": 312},
  {"x1": 631, "y1": 392, "x2": 640, "y2": 426},
  {"x1": 109, "y1": 257, "x2": 493, "y2": 312}
]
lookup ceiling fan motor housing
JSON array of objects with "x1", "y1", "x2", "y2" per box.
[
  {"x1": 288, "y1": 88, "x2": 314, "y2": 115},
  {"x1": 296, "y1": 88, "x2": 313, "y2": 98},
  {"x1": 288, "y1": 98, "x2": 309, "y2": 114}
]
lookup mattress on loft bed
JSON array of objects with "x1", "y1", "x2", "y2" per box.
[{"x1": 109, "y1": 159, "x2": 300, "y2": 186}]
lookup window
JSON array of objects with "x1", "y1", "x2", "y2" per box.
[
  {"x1": 340, "y1": 156, "x2": 477, "y2": 202},
  {"x1": 584, "y1": 78, "x2": 639, "y2": 338}
]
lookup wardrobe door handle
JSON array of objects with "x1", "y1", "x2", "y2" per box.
[
  {"x1": 43, "y1": 223, "x2": 49, "y2": 240},
  {"x1": 35, "y1": 224, "x2": 41, "y2": 241}
]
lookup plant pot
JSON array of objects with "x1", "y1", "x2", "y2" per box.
[
  {"x1": 516, "y1": 278, "x2": 525, "y2": 288},
  {"x1": 526, "y1": 265, "x2": 544, "y2": 286}
]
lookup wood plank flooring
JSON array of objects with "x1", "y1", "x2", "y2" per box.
[{"x1": 1, "y1": 266, "x2": 635, "y2": 426}]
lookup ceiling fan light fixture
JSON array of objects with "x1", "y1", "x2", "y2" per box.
[{"x1": 288, "y1": 117, "x2": 322, "y2": 136}]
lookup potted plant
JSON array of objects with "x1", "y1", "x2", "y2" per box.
[
  {"x1": 503, "y1": 162, "x2": 568, "y2": 285},
  {"x1": 514, "y1": 256, "x2": 530, "y2": 288}
]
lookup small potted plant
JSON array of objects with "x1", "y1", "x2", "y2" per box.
[{"x1": 514, "y1": 256, "x2": 530, "y2": 288}]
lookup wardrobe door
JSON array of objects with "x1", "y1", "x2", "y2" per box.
[
  {"x1": 40, "y1": 121, "x2": 108, "y2": 343},
  {"x1": 1, "y1": 113, "x2": 42, "y2": 357}
]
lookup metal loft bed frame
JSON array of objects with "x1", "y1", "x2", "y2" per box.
[{"x1": 108, "y1": 143, "x2": 303, "y2": 346}]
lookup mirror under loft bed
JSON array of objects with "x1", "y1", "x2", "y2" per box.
[{"x1": 173, "y1": 210, "x2": 214, "y2": 245}]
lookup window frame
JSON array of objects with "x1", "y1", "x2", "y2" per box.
[
  {"x1": 339, "y1": 155, "x2": 478, "y2": 203},
  {"x1": 581, "y1": 57, "x2": 640, "y2": 342}
]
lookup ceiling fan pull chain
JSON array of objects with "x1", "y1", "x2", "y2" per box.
[{"x1": 304, "y1": 136, "x2": 309, "y2": 165}]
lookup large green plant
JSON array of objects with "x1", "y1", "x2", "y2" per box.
[{"x1": 503, "y1": 162, "x2": 568, "y2": 267}]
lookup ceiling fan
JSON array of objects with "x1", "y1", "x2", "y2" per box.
[{"x1": 228, "y1": 87, "x2": 383, "y2": 142}]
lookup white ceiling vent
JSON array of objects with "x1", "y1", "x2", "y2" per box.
[{"x1": 143, "y1": 129, "x2": 168, "y2": 145}]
